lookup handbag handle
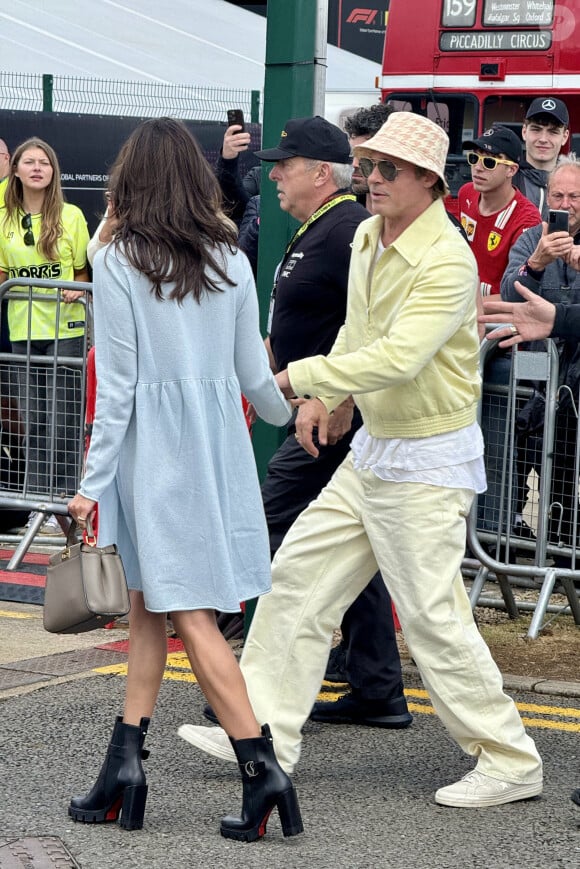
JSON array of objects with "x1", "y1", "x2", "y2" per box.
[{"x1": 65, "y1": 515, "x2": 97, "y2": 548}]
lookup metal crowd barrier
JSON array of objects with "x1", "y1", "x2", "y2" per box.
[
  {"x1": 0, "y1": 278, "x2": 92, "y2": 569},
  {"x1": 465, "y1": 331, "x2": 580, "y2": 639}
]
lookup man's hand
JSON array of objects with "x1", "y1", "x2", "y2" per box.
[
  {"x1": 480, "y1": 281, "x2": 556, "y2": 346},
  {"x1": 326, "y1": 397, "x2": 354, "y2": 445},
  {"x1": 527, "y1": 222, "x2": 573, "y2": 271},
  {"x1": 295, "y1": 398, "x2": 330, "y2": 458},
  {"x1": 564, "y1": 244, "x2": 580, "y2": 271},
  {"x1": 222, "y1": 124, "x2": 251, "y2": 160}
]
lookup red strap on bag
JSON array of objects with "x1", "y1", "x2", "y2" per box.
[{"x1": 83, "y1": 347, "x2": 99, "y2": 541}]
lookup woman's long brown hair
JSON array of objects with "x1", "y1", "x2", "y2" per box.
[
  {"x1": 3, "y1": 138, "x2": 64, "y2": 261},
  {"x1": 108, "y1": 118, "x2": 238, "y2": 303}
]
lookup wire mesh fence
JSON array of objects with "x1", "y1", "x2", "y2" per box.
[{"x1": 0, "y1": 72, "x2": 260, "y2": 120}]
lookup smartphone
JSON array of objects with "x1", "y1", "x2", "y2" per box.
[
  {"x1": 227, "y1": 109, "x2": 245, "y2": 131},
  {"x1": 548, "y1": 209, "x2": 569, "y2": 234}
]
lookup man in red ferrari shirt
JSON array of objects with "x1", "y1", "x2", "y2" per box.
[{"x1": 459, "y1": 126, "x2": 541, "y2": 296}]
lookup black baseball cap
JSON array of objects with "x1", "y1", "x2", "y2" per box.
[
  {"x1": 462, "y1": 126, "x2": 522, "y2": 164},
  {"x1": 255, "y1": 116, "x2": 351, "y2": 163},
  {"x1": 525, "y1": 97, "x2": 569, "y2": 126}
]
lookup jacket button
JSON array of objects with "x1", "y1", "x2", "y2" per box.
[{"x1": 304, "y1": 394, "x2": 311, "y2": 399}]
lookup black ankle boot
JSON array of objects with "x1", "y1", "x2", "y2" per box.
[
  {"x1": 220, "y1": 723, "x2": 303, "y2": 842},
  {"x1": 69, "y1": 716, "x2": 150, "y2": 830}
]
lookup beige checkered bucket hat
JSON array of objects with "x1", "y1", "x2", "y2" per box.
[{"x1": 353, "y1": 111, "x2": 450, "y2": 194}]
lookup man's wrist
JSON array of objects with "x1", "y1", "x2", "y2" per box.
[{"x1": 525, "y1": 258, "x2": 546, "y2": 279}]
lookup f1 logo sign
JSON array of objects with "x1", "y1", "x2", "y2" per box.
[{"x1": 347, "y1": 8, "x2": 378, "y2": 25}]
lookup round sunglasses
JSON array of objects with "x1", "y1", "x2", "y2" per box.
[{"x1": 358, "y1": 157, "x2": 406, "y2": 182}]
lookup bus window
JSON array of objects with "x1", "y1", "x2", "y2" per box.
[
  {"x1": 483, "y1": 96, "x2": 529, "y2": 133},
  {"x1": 388, "y1": 100, "x2": 413, "y2": 113},
  {"x1": 385, "y1": 92, "x2": 478, "y2": 156},
  {"x1": 427, "y1": 102, "x2": 450, "y2": 134}
]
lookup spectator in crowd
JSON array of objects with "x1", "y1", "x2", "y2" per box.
[
  {"x1": 197, "y1": 123, "x2": 261, "y2": 274},
  {"x1": 500, "y1": 154, "x2": 580, "y2": 567},
  {"x1": 345, "y1": 104, "x2": 394, "y2": 209},
  {"x1": 180, "y1": 114, "x2": 411, "y2": 764},
  {"x1": 180, "y1": 111, "x2": 543, "y2": 808},
  {"x1": 0, "y1": 138, "x2": 89, "y2": 534},
  {"x1": 513, "y1": 98, "x2": 570, "y2": 219},
  {"x1": 214, "y1": 121, "x2": 260, "y2": 227},
  {"x1": 459, "y1": 126, "x2": 541, "y2": 541},
  {"x1": 459, "y1": 126, "x2": 541, "y2": 297},
  {"x1": 66, "y1": 118, "x2": 300, "y2": 842}
]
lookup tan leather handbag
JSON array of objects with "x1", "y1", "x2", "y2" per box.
[{"x1": 43, "y1": 518, "x2": 130, "y2": 634}]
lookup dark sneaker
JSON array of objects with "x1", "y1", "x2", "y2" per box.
[
  {"x1": 324, "y1": 642, "x2": 348, "y2": 683},
  {"x1": 309, "y1": 692, "x2": 412, "y2": 729},
  {"x1": 571, "y1": 788, "x2": 580, "y2": 807}
]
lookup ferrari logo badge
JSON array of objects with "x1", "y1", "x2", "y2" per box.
[{"x1": 488, "y1": 231, "x2": 501, "y2": 251}]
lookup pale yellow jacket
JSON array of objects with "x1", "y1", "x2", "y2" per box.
[{"x1": 288, "y1": 199, "x2": 481, "y2": 439}]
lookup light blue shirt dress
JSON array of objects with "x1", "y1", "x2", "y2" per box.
[{"x1": 79, "y1": 243, "x2": 291, "y2": 613}]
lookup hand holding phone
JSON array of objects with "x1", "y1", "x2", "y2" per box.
[
  {"x1": 548, "y1": 209, "x2": 569, "y2": 234},
  {"x1": 227, "y1": 109, "x2": 245, "y2": 132}
]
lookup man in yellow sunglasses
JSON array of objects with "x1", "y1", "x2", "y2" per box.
[{"x1": 459, "y1": 126, "x2": 541, "y2": 297}]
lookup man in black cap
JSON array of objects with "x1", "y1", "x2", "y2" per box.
[
  {"x1": 514, "y1": 97, "x2": 570, "y2": 219},
  {"x1": 181, "y1": 115, "x2": 412, "y2": 764}
]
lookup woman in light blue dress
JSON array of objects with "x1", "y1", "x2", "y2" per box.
[{"x1": 67, "y1": 118, "x2": 303, "y2": 842}]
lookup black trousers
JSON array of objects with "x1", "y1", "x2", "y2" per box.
[{"x1": 261, "y1": 425, "x2": 404, "y2": 702}]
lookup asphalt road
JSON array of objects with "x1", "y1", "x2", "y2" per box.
[{"x1": 0, "y1": 606, "x2": 579, "y2": 869}]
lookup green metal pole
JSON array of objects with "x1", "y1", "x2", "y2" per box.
[
  {"x1": 250, "y1": 90, "x2": 260, "y2": 124},
  {"x1": 246, "y1": 0, "x2": 327, "y2": 632},
  {"x1": 252, "y1": 0, "x2": 325, "y2": 482},
  {"x1": 42, "y1": 74, "x2": 53, "y2": 112}
]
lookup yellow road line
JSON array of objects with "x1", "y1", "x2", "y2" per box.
[
  {"x1": 92, "y1": 663, "x2": 580, "y2": 730},
  {"x1": 404, "y1": 688, "x2": 580, "y2": 720},
  {"x1": 521, "y1": 716, "x2": 580, "y2": 732},
  {"x1": 95, "y1": 651, "x2": 198, "y2": 683},
  {"x1": 517, "y1": 700, "x2": 580, "y2": 718},
  {"x1": 0, "y1": 609, "x2": 39, "y2": 620}
]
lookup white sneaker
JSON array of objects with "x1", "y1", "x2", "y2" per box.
[
  {"x1": 38, "y1": 514, "x2": 65, "y2": 535},
  {"x1": 178, "y1": 725, "x2": 237, "y2": 762},
  {"x1": 435, "y1": 770, "x2": 543, "y2": 808},
  {"x1": 25, "y1": 511, "x2": 41, "y2": 529}
]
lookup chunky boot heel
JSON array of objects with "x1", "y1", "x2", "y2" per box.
[
  {"x1": 220, "y1": 723, "x2": 303, "y2": 842},
  {"x1": 276, "y1": 786, "x2": 304, "y2": 837},
  {"x1": 69, "y1": 716, "x2": 150, "y2": 831},
  {"x1": 119, "y1": 784, "x2": 149, "y2": 830}
]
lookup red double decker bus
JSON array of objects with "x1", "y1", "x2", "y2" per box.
[{"x1": 380, "y1": 0, "x2": 580, "y2": 205}]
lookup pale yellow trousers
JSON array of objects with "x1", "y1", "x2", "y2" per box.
[{"x1": 241, "y1": 454, "x2": 542, "y2": 782}]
